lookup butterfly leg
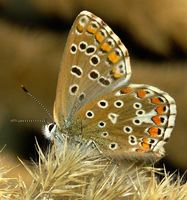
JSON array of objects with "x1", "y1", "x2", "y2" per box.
[{"x1": 86, "y1": 139, "x2": 103, "y2": 154}]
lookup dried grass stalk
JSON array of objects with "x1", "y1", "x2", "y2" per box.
[{"x1": 0, "y1": 139, "x2": 187, "y2": 199}]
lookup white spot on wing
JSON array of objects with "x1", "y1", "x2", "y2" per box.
[
  {"x1": 136, "y1": 109, "x2": 145, "y2": 116},
  {"x1": 114, "y1": 100, "x2": 124, "y2": 108},
  {"x1": 164, "y1": 127, "x2": 173, "y2": 140},
  {"x1": 98, "y1": 121, "x2": 106, "y2": 128},
  {"x1": 108, "y1": 142, "x2": 118, "y2": 150},
  {"x1": 128, "y1": 135, "x2": 137, "y2": 145},
  {"x1": 78, "y1": 41, "x2": 87, "y2": 52},
  {"x1": 168, "y1": 115, "x2": 176, "y2": 127},
  {"x1": 133, "y1": 102, "x2": 142, "y2": 109},
  {"x1": 85, "y1": 110, "x2": 94, "y2": 118},
  {"x1": 153, "y1": 141, "x2": 166, "y2": 153},
  {"x1": 170, "y1": 104, "x2": 177, "y2": 115},
  {"x1": 108, "y1": 113, "x2": 119, "y2": 124},
  {"x1": 115, "y1": 91, "x2": 121, "y2": 96},
  {"x1": 71, "y1": 65, "x2": 83, "y2": 78},
  {"x1": 123, "y1": 126, "x2": 133, "y2": 134},
  {"x1": 90, "y1": 55, "x2": 100, "y2": 66},
  {"x1": 79, "y1": 16, "x2": 89, "y2": 26},
  {"x1": 70, "y1": 43, "x2": 77, "y2": 54},
  {"x1": 69, "y1": 84, "x2": 79, "y2": 95},
  {"x1": 97, "y1": 100, "x2": 108, "y2": 108},
  {"x1": 85, "y1": 45, "x2": 96, "y2": 55},
  {"x1": 101, "y1": 131, "x2": 109, "y2": 138},
  {"x1": 132, "y1": 118, "x2": 142, "y2": 125}
]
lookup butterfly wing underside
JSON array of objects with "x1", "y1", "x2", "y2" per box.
[
  {"x1": 75, "y1": 84, "x2": 176, "y2": 160},
  {"x1": 53, "y1": 11, "x2": 131, "y2": 126},
  {"x1": 51, "y1": 10, "x2": 177, "y2": 161}
]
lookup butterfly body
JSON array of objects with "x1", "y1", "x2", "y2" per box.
[{"x1": 44, "y1": 11, "x2": 176, "y2": 161}]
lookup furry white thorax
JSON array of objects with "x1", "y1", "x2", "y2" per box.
[
  {"x1": 43, "y1": 122, "x2": 90, "y2": 145},
  {"x1": 43, "y1": 122, "x2": 100, "y2": 155}
]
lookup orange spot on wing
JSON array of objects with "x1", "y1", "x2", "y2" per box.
[
  {"x1": 77, "y1": 24, "x2": 84, "y2": 33},
  {"x1": 87, "y1": 25, "x2": 97, "y2": 34},
  {"x1": 152, "y1": 115, "x2": 161, "y2": 126},
  {"x1": 142, "y1": 137, "x2": 149, "y2": 144},
  {"x1": 136, "y1": 149, "x2": 145, "y2": 153},
  {"x1": 137, "y1": 89, "x2": 146, "y2": 99},
  {"x1": 148, "y1": 127, "x2": 160, "y2": 137},
  {"x1": 151, "y1": 97, "x2": 164, "y2": 104},
  {"x1": 141, "y1": 142, "x2": 151, "y2": 151},
  {"x1": 111, "y1": 68, "x2": 123, "y2": 79},
  {"x1": 156, "y1": 105, "x2": 166, "y2": 114},
  {"x1": 101, "y1": 42, "x2": 111, "y2": 52},
  {"x1": 120, "y1": 87, "x2": 133, "y2": 94},
  {"x1": 108, "y1": 51, "x2": 120, "y2": 63},
  {"x1": 95, "y1": 32, "x2": 105, "y2": 43}
]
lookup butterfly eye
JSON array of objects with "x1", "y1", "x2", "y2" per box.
[
  {"x1": 43, "y1": 123, "x2": 57, "y2": 140},
  {"x1": 48, "y1": 123, "x2": 57, "y2": 132}
]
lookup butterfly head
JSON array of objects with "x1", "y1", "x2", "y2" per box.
[{"x1": 43, "y1": 122, "x2": 61, "y2": 142}]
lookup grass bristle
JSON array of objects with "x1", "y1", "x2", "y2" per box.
[{"x1": 1, "y1": 138, "x2": 187, "y2": 199}]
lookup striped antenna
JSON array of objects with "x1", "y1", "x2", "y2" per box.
[
  {"x1": 21, "y1": 85, "x2": 53, "y2": 120},
  {"x1": 11, "y1": 119, "x2": 47, "y2": 123}
]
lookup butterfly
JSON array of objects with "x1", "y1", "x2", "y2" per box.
[{"x1": 43, "y1": 11, "x2": 176, "y2": 161}]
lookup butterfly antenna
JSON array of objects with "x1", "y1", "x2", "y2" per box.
[
  {"x1": 11, "y1": 119, "x2": 47, "y2": 123},
  {"x1": 21, "y1": 85, "x2": 53, "y2": 120}
]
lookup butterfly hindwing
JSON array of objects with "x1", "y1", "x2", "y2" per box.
[
  {"x1": 53, "y1": 11, "x2": 131, "y2": 126},
  {"x1": 75, "y1": 84, "x2": 176, "y2": 159}
]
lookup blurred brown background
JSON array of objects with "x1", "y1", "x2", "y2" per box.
[{"x1": 0, "y1": 0, "x2": 186, "y2": 180}]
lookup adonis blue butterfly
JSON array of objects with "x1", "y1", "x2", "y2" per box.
[{"x1": 43, "y1": 11, "x2": 176, "y2": 160}]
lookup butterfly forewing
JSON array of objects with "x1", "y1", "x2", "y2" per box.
[
  {"x1": 75, "y1": 84, "x2": 176, "y2": 159},
  {"x1": 53, "y1": 11, "x2": 131, "y2": 126}
]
